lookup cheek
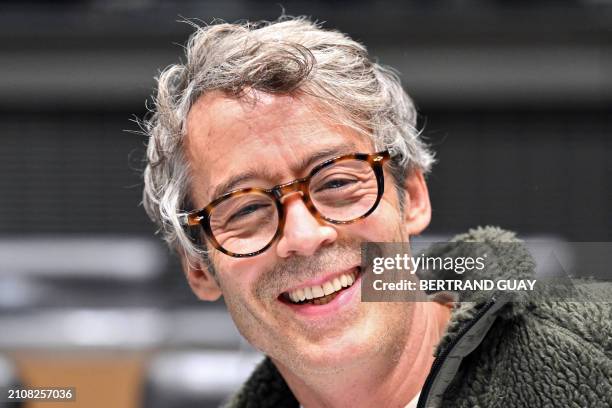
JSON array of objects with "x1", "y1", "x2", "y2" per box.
[
  {"x1": 213, "y1": 256, "x2": 283, "y2": 350},
  {"x1": 214, "y1": 253, "x2": 275, "y2": 298},
  {"x1": 344, "y1": 197, "x2": 404, "y2": 242}
]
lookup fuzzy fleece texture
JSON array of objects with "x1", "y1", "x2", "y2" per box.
[{"x1": 223, "y1": 226, "x2": 612, "y2": 408}]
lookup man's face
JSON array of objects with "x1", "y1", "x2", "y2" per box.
[{"x1": 185, "y1": 91, "x2": 422, "y2": 374}]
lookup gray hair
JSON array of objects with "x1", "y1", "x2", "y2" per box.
[{"x1": 141, "y1": 16, "x2": 435, "y2": 262}]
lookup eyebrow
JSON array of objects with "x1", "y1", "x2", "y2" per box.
[{"x1": 208, "y1": 143, "x2": 358, "y2": 202}]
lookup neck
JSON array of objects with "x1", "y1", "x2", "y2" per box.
[{"x1": 273, "y1": 302, "x2": 451, "y2": 408}]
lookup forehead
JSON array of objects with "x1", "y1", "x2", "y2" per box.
[{"x1": 184, "y1": 91, "x2": 373, "y2": 206}]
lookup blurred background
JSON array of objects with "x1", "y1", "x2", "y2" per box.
[{"x1": 0, "y1": 1, "x2": 610, "y2": 407}]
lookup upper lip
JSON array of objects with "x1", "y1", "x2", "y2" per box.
[{"x1": 279, "y1": 265, "x2": 360, "y2": 296}]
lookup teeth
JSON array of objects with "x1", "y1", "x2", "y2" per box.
[
  {"x1": 332, "y1": 278, "x2": 342, "y2": 291},
  {"x1": 297, "y1": 288, "x2": 305, "y2": 302},
  {"x1": 323, "y1": 281, "x2": 334, "y2": 296},
  {"x1": 286, "y1": 270, "x2": 358, "y2": 304},
  {"x1": 304, "y1": 287, "x2": 313, "y2": 300},
  {"x1": 312, "y1": 286, "x2": 324, "y2": 298}
]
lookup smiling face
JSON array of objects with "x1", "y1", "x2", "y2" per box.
[{"x1": 183, "y1": 90, "x2": 431, "y2": 375}]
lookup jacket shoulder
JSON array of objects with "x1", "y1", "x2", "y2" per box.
[
  {"x1": 443, "y1": 289, "x2": 612, "y2": 407},
  {"x1": 223, "y1": 358, "x2": 297, "y2": 408}
]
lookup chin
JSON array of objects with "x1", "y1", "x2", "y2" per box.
[{"x1": 279, "y1": 324, "x2": 384, "y2": 374}]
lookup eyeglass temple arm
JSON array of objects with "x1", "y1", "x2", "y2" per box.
[{"x1": 180, "y1": 214, "x2": 203, "y2": 245}]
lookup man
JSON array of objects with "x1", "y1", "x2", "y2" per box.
[{"x1": 141, "y1": 17, "x2": 611, "y2": 408}]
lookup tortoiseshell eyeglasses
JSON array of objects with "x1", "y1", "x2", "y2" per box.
[{"x1": 180, "y1": 151, "x2": 391, "y2": 257}]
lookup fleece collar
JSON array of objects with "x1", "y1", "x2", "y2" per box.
[{"x1": 417, "y1": 226, "x2": 536, "y2": 355}]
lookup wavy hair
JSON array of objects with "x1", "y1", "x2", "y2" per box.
[{"x1": 141, "y1": 16, "x2": 435, "y2": 262}]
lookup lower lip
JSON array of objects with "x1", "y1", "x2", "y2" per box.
[{"x1": 281, "y1": 270, "x2": 361, "y2": 318}]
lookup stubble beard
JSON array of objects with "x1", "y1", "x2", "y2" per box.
[{"x1": 224, "y1": 222, "x2": 414, "y2": 376}]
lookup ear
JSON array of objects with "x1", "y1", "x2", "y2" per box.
[
  {"x1": 401, "y1": 169, "x2": 432, "y2": 236},
  {"x1": 180, "y1": 254, "x2": 222, "y2": 301}
]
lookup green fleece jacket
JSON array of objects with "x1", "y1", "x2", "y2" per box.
[{"x1": 224, "y1": 227, "x2": 612, "y2": 408}]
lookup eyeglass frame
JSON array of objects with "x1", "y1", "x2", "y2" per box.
[{"x1": 180, "y1": 150, "x2": 391, "y2": 258}]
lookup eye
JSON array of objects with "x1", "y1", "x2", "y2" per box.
[
  {"x1": 228, "y1": 203, "x2": 271, "y2": 222},
  {"x1": 315, "y1": 178, "x2": 355, "y2": 192}
]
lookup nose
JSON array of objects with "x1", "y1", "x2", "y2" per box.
[{"x1": 275, "y1": 194, "x2": 337, "y2": 258}]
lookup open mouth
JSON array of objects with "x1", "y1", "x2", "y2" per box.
[{"x1": 280, "y1": 267, "x2": 361, "y2": 306}]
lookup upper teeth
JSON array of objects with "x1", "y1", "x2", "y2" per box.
[{"x1": 287, "y1": 271, "x2": 357, "y2": 303}]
